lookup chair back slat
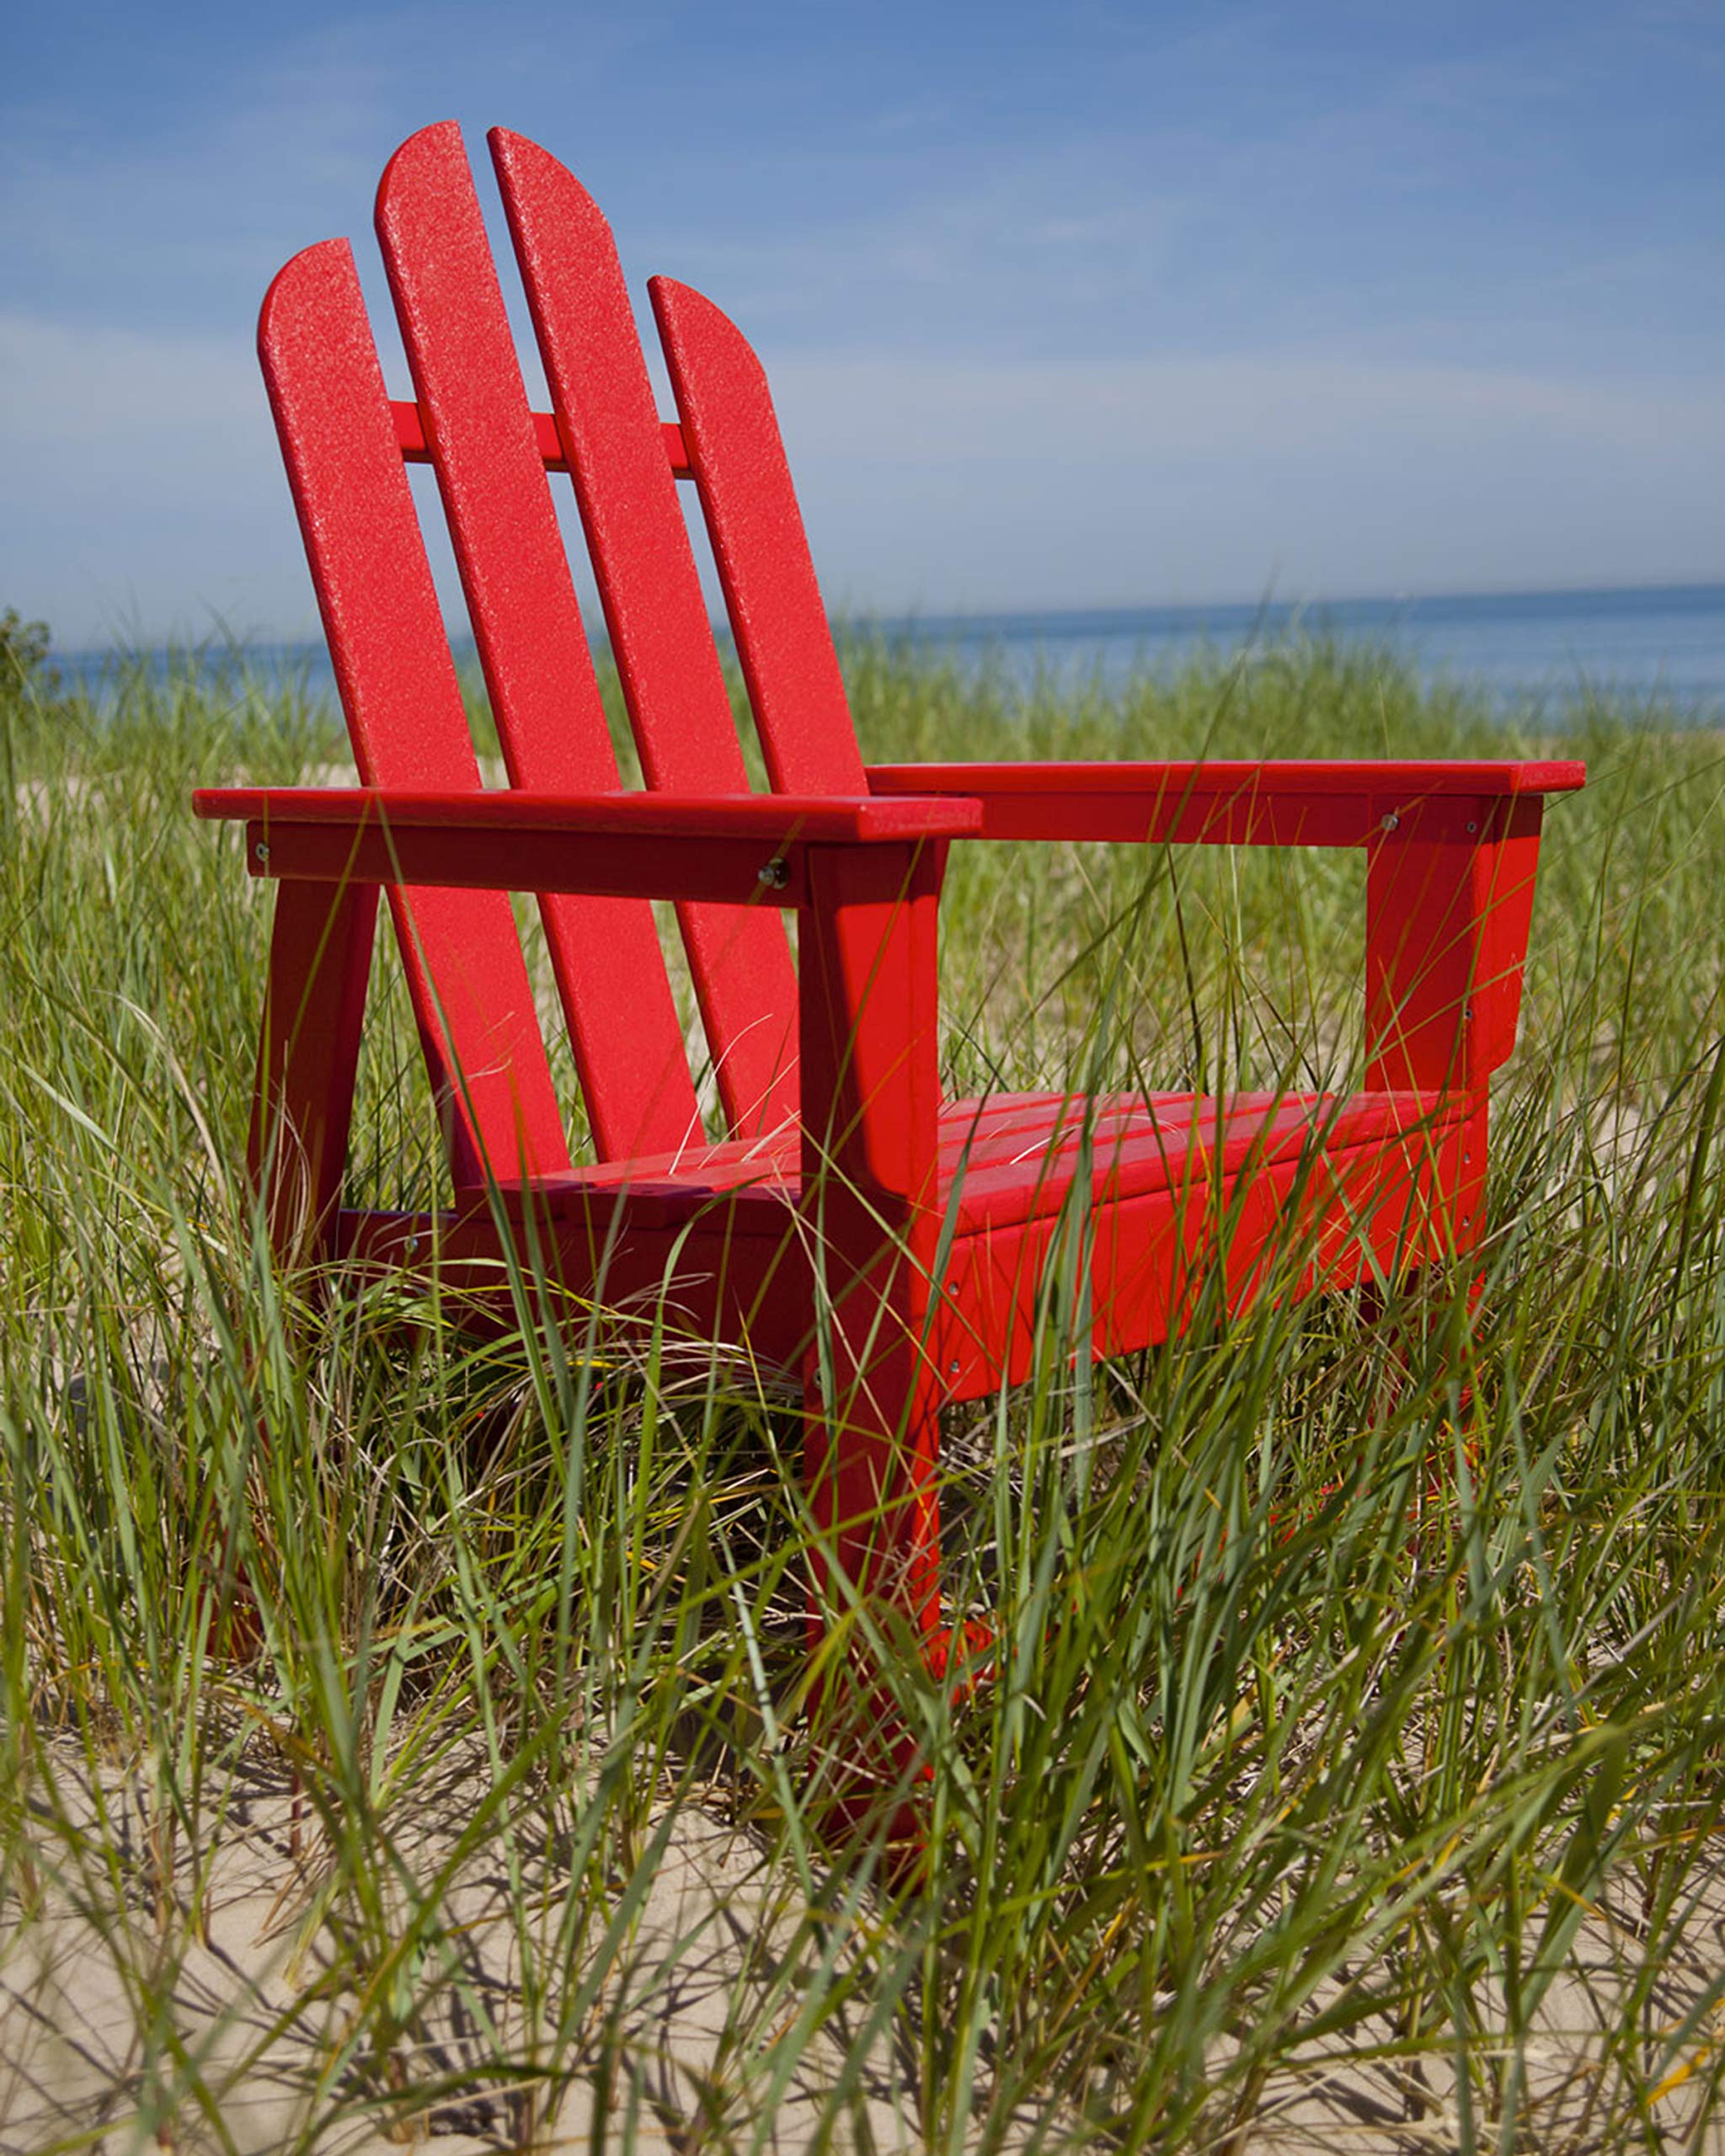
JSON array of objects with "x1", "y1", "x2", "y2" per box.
[
  {"x1": 650, "y1": 278, "x2": 864, "y2": 798},
  {"x1": 489, "y1": 126, "x2": 799, "y2": 1142},
  {"x1": 258, "y1": 239, "x2": 570, "y2": 1184},
  {"x1": 374, "y1": 125, "x2": 700, "y2": 1161}
]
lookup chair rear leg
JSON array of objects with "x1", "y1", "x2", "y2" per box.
[
  {"x1": 209, "y1": 880, "x2": 377, "y2": 1678},
  {"x1": 249, "y1": 878, "x2": 377, "y2": 1264}
]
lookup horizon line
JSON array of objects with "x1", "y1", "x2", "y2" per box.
[{"x1": 46, "y1": 573, "x2": 1725, "y2": 661}]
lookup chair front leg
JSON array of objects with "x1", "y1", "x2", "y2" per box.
[
  {"x1": 248, "y1": 877, "x2": 377, "y2": 1262},
  {"x1": 1365, "y1": 793, "x2": 1545, "y2": 1098},
  {"x1": 798, "y1": 839, "x2": 945, "y2": 1827}
]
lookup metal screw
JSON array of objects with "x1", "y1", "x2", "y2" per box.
[
  {"x1": 1464, "y1": 1003, "x2": 1474, "y2": 1022},
  {"x1": 254, "y1": 840, "x2": 270, "y2": 862},
  {"x1": 403, "y1": 1235, "x2": 419, "y2": 1257},
  {"x1": 757, "y1": 857, "x2": 789, "y2": 889},
  {"x1": 949, "y1": 1358, "x2": 960, "y2": 1376},
  {"x1": 1380, "y1": 812, "x2": 1400, "y2": 834},
  {"x1": 1466, "y1": 820, "x2": 1478, "y2": 834}
]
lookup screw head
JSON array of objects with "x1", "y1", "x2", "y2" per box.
[
  {"x1": 1380, "y1": 812, "x2": 1400, "y2": 834},
  {"x1": 757, "y1": 857, "x2": 789, "y2": 889},
  {"x1": 254, "y1": 840, "x2": 270, "y2": 862}
]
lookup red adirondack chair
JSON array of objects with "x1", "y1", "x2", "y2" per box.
[{"x1": 195, "y1": 123, "x2": 1582, "y2": 1751}]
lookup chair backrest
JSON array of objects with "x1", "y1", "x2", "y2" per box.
[{"x1": 258, "y1": 121, "x2": 862, "y2": 1182}]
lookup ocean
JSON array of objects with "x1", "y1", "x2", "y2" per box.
[
  {"x1": 66, "y1": 580, "x2": 1725, "y2": 720},
  {"x1": 870, "y1": 582, "x2": 1725, "y2": 717}
]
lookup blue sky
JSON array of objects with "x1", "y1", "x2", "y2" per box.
[{"x1": 3, "y1": 1, "x2": 1722, "y2": 646}]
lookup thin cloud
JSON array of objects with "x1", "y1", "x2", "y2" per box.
[{"x1": 3, "y1": 1, "x2": 1720, "y2": 636}]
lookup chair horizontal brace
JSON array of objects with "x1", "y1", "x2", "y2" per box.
[
  {"x1": 928, "y1": 1107, "x2": 1474, "y2": 1399},
  {"x1": 236, "y1": 819, "x2": 813, "y2": 905},
  {"x1": 334, "y1": 1204, "x2": 811, "y2": 1369},
  {"x1": 326, "y1": 1092, "x2": 1471, "y2": 1405},
  {"x1": 392, "y1": 396, "x2": 692, "y2": 479},
  {"x1": 345, "y1": 1178, "x2": 795, "y2": 1245}
]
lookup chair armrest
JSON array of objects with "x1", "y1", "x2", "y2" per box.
[
  {"x1": 868, "y1": 759, "x2": 1587, "y2": 1093},
  {"x1": 864, "y1": 759, "x2": 1585, "y2": 846},
  {"x1": 193, "y1": 785, "x2": 982, "y2": 905}
]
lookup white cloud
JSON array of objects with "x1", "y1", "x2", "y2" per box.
[
  {"x1": 769, "y1": 350, "x2": 1725, "y2": 465},
  {"x1": 766, "y1": 350, "x2": 1725, "y2": 608}
]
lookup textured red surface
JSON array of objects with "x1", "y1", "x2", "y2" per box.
[
  {"x1": 375, "y1": 123, "x2": 697, "y2": 1161},
  {"x1": 492, "y1": 125, "x2": 801, "y2": 1142},
  {"x1": 195, "y1": 785, "x2": 985, "y2": 844},
  {"x1": 221, "y1": 122, "x2": 1583, "y2": 1821},
  {"x1": 257, "y1": 237, "x2": 570, "y2": 1184}
]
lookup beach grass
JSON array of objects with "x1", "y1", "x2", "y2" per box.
[{"x1": 4, "y1": 620, "x2": 1725, "y2": 2149}]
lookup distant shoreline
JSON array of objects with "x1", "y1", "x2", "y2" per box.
[{"x1": 54, "y1": 578, "x2": 1725, "y2": 718}]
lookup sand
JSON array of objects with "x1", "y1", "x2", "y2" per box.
[
  {"x1": 0, "y1": 1740, "x2": 934, "y2": 2153},
  {"x1": 4, "y1": 1737, "x2": 1722, "y2": 2152}
]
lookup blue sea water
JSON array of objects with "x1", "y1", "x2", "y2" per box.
[
  {"x1": 871, "y1": 583, "x2": 1725, "y2": 717},
  {"x1": 67, "y1": 580, "x2": 1725, "y2": 721}
]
